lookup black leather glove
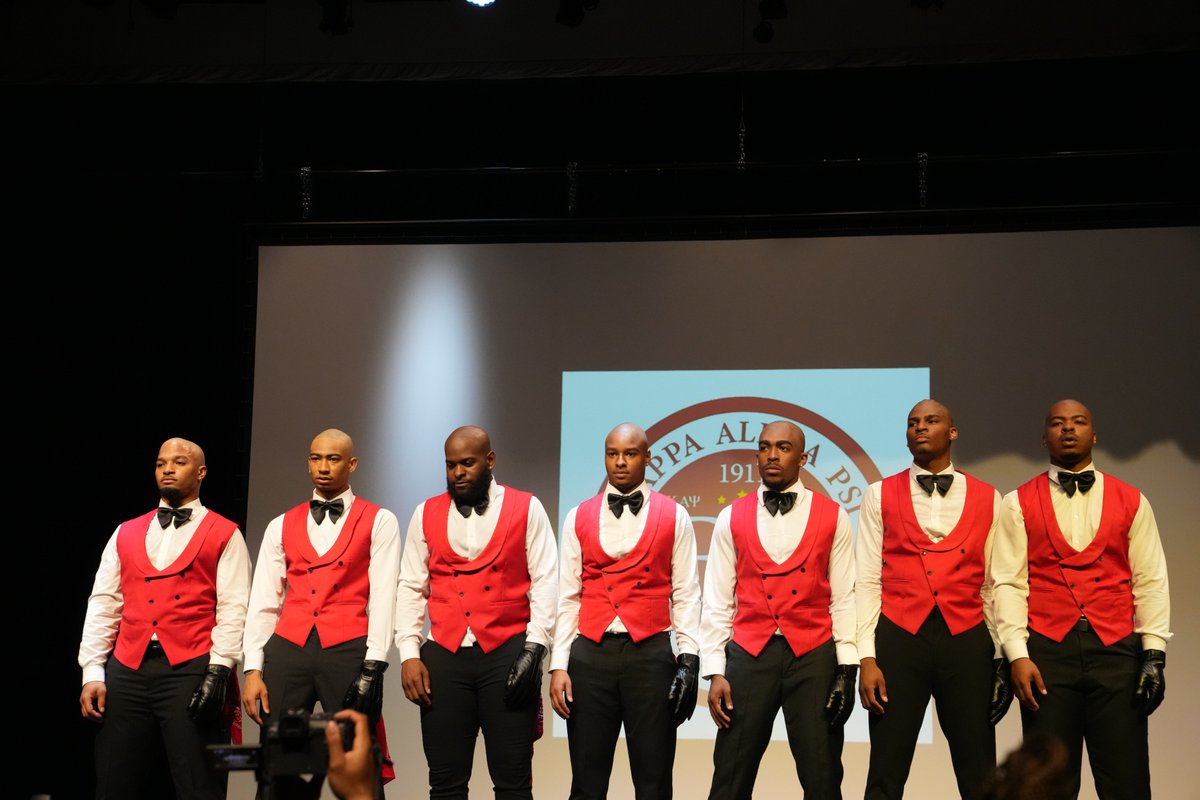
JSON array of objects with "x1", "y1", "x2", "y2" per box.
[
  {"x1": 989, "y1": 658, "x2": 1014, "y2": 725},
  {"x1": 343, "y1": 659, "x2": 388, "y2": 724},
  {"x1": 667, "y1": 653, "x2": 700, "y2": 727},
  {"x1": 1134, "y1": 649, "x2": 1166, "y2": 717},
  {"x1": 823, "y1": 664, "x2": 857, "y2": 729},
  {"x1": 187, "y1": 663, "x2": 231, "y2": 722},
  {"x1": 504, "y1": 642, "x2": 546, "y2": 710}
]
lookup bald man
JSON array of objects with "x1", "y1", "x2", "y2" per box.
[
  {"x1": 992, "y1": 400, "x2": 1171, "y2": 800},
  {"x1": 79, "y1": 438, "x2": 251, "y2": 799},
  {"x1": 242, "y1": 430, "x2": 400, "y2": 739},
  {"x1": 701, "y1": 421, "x2": 858, "y2": 800},
  {"x1": 549, "y1": 423, "x2": 702, "y2": 800},
  {"x1": 855, "y1": 401, "x2": 1008, "y2": 800},
  {"x1": 395, "y1": 426, "x2": 558, "y2": 799}
]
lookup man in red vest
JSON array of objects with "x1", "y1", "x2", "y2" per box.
[
  {"x1": 396, "y1": 425, "x2": 559, "y2": 799},
  {"x1": 992, "y1": 399, "x2": 1171, "y2": 800},
  {"x1": 855, "y1": 400, "x2": 1010, "y2": 800},
  {"x1": 701, "y1": 420, "x2": 858, "y2": 800},
  {"x1": 241, "y1": 429, "x2": 400, "y2": 741},
  {"x1": 548, "y1": 422, "x2": 703, "y2": 799},
  {"x1": 79, "y1": 437, "x2": 252, "y2": 800}
]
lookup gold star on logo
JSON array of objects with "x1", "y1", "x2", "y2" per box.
[
  {"x1": 717, "y1": 495, "x2": 727, "y2": 504},
  {"x1": 737, "y1": 490, "x2": 749, "y2": 498}
]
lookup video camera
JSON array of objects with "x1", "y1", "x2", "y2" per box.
[{"x1": 207, "y1": 709, "x2": 355, "y2": 798}]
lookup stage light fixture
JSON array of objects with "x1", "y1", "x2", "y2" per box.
[{"x1": 465, "y1": 0, "x2": 496, "y2": 6}]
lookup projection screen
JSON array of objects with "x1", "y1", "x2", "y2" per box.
[{"x1": 242, "y1": 227, "x2": 1199, "y2": 799}]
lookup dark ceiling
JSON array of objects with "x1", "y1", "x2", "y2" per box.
[{"x1": 6, "y1": 2, "x2": 1198, "y2": 235}]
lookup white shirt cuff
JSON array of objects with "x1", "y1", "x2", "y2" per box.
[
  {"x1": 398, "y1": 639, "x2": 423, "y2": 663},
  {"x1": 1002, "y1": 638, "x2": 1030, "y2": 662},
  {"x1": 1141, "y1": 634, "x2": 1168, "y2": 652}
]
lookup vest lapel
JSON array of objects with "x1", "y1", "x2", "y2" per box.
[
  {"x1": 436, "y1": 486, "x2": 518, "y2": 572},
  {"x1": 306, "y1": 499, "x2": 368, "y2": 567},
  {"x1": 156, "y1": 512, "x2": 216, "y2": 576},
  {"x1": 738, "y1": 491, "x2": 823, "y2": 574},
  {"x1": 123, "y1": 510, "x2": 160, "y2": 576},
  {"x1": 285, "y1": 503, "x2": 322, "y2": 565},
  {"x1": 896, "y1": 472, "x2": 986, "y2": 553},
  {"x1": 593, "y1": 491, "x2": 670, "y2": 574}
]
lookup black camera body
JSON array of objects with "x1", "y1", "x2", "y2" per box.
[
  {"x1": 264, "y1": 710, "x2": 354, "y2": 777},
  {"x1": 207, "y1": 709, "x2": 354, "y2": 778}
]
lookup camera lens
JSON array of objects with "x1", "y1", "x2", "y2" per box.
[{"x1": 278, "y1": 714, "x2": 307, "y2": 740}]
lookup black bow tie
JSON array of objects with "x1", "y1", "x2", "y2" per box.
[
  {"x1": 156, "y1": 507, "x2": 192, "y2": 529},
  {"x1": 310, "y1": 498, "x2": 345, "y2": 525},
  {"x1": 1058, "y1": 471, "x2": 1096, "y2": 498},
  {"x1": 455, "y1": 498, "x2": 489, "y2": 518},
  {"x1": 916, "y1": 473, "x2": 954, "y2": 497},
  {"x1": 607, "y1": 492, "x2": 644, "y2": 518},
  {"x1": 762, "y1": 490, "x2": 797, "y2": 516}
]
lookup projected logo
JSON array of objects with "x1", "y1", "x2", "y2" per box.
[
  {"x1": 558, "y1": 367, "x2": 929, "y2": 743},
  {"x1": 643, "y1": 397, "x2": 883, "y2": 575}
]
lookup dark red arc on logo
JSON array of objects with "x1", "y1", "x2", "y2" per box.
[{"x1": 643, "y1": 396, "x2": 884, "y2": 486}]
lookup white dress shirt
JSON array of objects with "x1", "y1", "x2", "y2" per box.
[
  {"x1": 854, "y1": 464, "x2": 1002, "y2": 660},
  {"x1": 550, "y1": 481, "x2": 702, "y2": 672},
  {"x1": 394, "y1": 478, "x2": 559, "y2": 663},
  {"x1": 243, "y1": 487, "x2": 401, "y2": 671},
  {"x1": 700, "y1": 481, "x2": 858, "y2": 677},
  {"x1": 991, "y1": 464, "x2": 1172, "y2": 661},
  {"x1": 79, "y1": 499, "x2": 252, "y2": 684}
]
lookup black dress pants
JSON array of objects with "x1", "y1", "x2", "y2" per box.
[
  {"x1": 260, "y1": 629, "x2": 366, "y2": 721},
  {"x1": 1022, "y1": 626, "x2": 1149, "y2": 800},
  {"x1": 565, "y1": 632, "x2": 677, "y2": 800},
  {"x1": 420, "y1": 634, "x2": 538, "y2": 800},
  {"x1": 259, "y1": 631, "x2": 375, "y2": 800},
  {"x1": 708, "y1": 637, "x2": 843, "y2": 800},
  {"x1": 95, "y1": 644, "x2": 228, "y2": 800},
  {"x1": 864, "y1": 610, "x2": 995, "y2": 800}
]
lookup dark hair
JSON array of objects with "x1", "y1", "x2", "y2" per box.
[{"x1": 983, "y1": 733, "x2": 1071, "y2": 800}]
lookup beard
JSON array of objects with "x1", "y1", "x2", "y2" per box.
[
  {"x1": 159, "y1": 487, "x2": 184, "y2": 508},
  {"x1": 1055, "y1": 450, "x2": 1086, "y2": 467},
  {"x1": 447, "y1": 468, "x2": 492, "y2": 507}
]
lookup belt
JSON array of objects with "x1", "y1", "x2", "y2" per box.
[
  {"x1": 1071, "y1": 616, "x2": 1091, "y2": 632},
  {"x1": 144, "y1": 640, "x2": 167, "y2": 658},
  {"x1": 601, "y1": 631, "x2": 632, "y2": 640}
]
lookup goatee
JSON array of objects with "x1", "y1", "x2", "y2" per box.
[{"x1": 447, "y1": 469, "x2": 491, "y2": 507}]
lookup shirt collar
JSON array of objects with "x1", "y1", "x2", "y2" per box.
[
  {"x1": 158, "y1": 497, "x2": 203, "y2": 512},
  {"x1": 910, "y1": 462, "x2": 956, "y2": 478},
  {"x1": 1048, "y1": 463, "x2": 1098, "y2": 487},
  {"x1": 758, "y1": 479, "x2": 804, "y2": 502},
  {"x1": 605, "y1": 481, "x2": 648, "y2": 498},
  {"x1": 310, "y1": 486, "x2": 355, "y2": 504}
]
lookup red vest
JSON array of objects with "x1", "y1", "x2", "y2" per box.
[
  {"x1": 879, "y1": 471, "x2": 994, "y2": 635},
  {"x1": 730, "y1": 491, "x2": 838, "y2": 658},
  {"x1": 575, "y1": 490, "x2": 676, "y2": 643},
  {"x1": 114, "y1": 509, "x2": 238, "y2": 669},
  {"x1": 1017, "y1": 473, "x2": 1139, "y2": 646},
  {"x1": 423, "y1": 487, "x2": 533, "y2": 653},
  {"x1": 275, "y1": 498, "x2": 380, "y2": 648}
]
